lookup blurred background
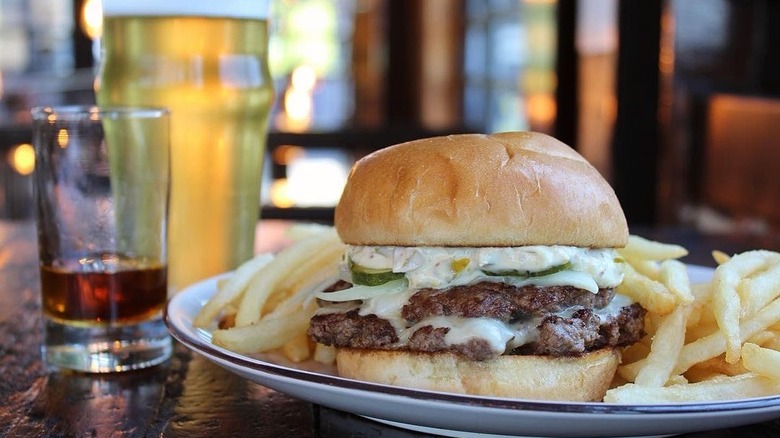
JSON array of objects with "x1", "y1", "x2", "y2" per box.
[{"x1": 1, "y1": 0, "x2": 778, "y2": 235}]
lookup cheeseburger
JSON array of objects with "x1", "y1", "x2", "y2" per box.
[{"x1": 308, "y1": 131, "x2": 645, "y2": 401}]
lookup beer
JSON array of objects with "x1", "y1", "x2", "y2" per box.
[
  {"x1": 40, "y1": 254, "x2": 167, "y2": 325},
  {"x1": 97, "y1": 1, "x2": 274, "y2": 293}
]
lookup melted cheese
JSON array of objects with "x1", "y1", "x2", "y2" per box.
[
  {"x1": 387, "y1": 294, "x2": 630, "y2": 355},
  {"x1": 397, "y1": 317, "x2": 517, "y2": 354}
]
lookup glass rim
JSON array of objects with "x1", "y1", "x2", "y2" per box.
[
  {"x1": 101, "y1": 0, "x2": 271, "y2": 20},
  {"x1": 31, "y1": 105, "x2": 170, "y2": 121}
]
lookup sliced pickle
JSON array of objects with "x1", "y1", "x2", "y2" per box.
[
  {"x1": 351, "y1": 270, "x2": 405, "y2": 286},
  {"x1": 483, "y1": 261, "x2": 572, "y2": 278},
  {"x1": 350, "y1": 262, "x2": 405, "y2": 286}
]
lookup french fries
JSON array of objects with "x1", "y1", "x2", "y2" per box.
[
  {"x1": 211, "y1": 301, "x2": 316, "y2": 353},
  {"x1": 713, "y1": 252, "x2": 760, "y2": 363},
  {"x1": 613, "y1": 238, "x2": 780, "y2": 404},
  {"x1": 604, "y1": 373, "x2": 780, "y2": 404},
  {"x1": 193, "y1": 253, "x2": 274, "y2": 327},
  {"x1": 194, "y1": 224, "x2": 345, "y2": 362},
  {"x1": 234, "y1": 228, "x2": 341, "y2": 326}
]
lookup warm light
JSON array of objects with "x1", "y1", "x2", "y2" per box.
[
  {"x1": 270, "y1": 178, "x2": 294, "y2": 208},
  {"x1": 659, "y1": 9, "x2": 675, "y2": 75},
  {"x1": 81, "y1": 0, "x2": 103, "y2": 40},
  {"x1": 275, "y1": 63, "x2": 319, "y2": 132},
  {"x1": 286, "y1": 155, "x2": 348, "y2": 207},
  {"x1": 273, "y1": 145, "x2": 306, "y2": 165},
  {"x1": 8, "y1": 143, "x2": 35, "y2": 176},
  {"x1": 57, "y1": 129, "x2": 69, "y2": 148},
  {"x1": 284, "y1": 88, "x2": 313, "y2": 121},
  {"x1": 527, "y1": 93, "x2": 557, "y2": 127},
  {"x1": 291, "y1": 65, "x2": 317, "y2": 91}
]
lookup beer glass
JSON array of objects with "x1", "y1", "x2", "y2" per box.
[
  {"x1": 32, "y1": 106, "x2": 172, "y2": 372},
  {"x1": 97, "y1": 1, "x2": 274, "y2": 293}
]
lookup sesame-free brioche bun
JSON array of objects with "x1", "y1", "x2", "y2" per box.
[
  {"x1": 334, "y1": 131, "x2": 627, "y2": 248},
  {"x1": 336, "y1": 347, "x2": 620, "y2": 401}
]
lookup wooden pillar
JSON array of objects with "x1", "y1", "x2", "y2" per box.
[
  {"x1": 385, "y1": 0, "x2": 464, "y2": 129},
  {"x1": 611, "y1": 0, "x2": 663, "y2": 225},
  {"x1": 554, "y1": 0, "x2": 578, "y2": 148}
]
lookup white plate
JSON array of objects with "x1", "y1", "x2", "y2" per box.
[{"x1": 165, "y1": 265, "x2": 780, "y2": 438}]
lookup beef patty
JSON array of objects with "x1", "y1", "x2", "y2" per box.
[
  {"x1": 402, "y1": 283, "x2": 616, "y2": 322},
  {"x1": 308, "y1": 282, "x2": 646, "y2": 361}
]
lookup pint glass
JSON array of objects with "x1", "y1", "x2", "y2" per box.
[{"x1": 97, "y1": 1, "x2": 274, "y2": 293}]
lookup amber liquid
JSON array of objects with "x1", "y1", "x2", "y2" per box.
[{"x1": 40, "y1": 254, "x2": 167, "y2": 326}]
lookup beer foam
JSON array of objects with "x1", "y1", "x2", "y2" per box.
[{"x1": 102, "y1": 0, "x2": 270, "y2": 19}]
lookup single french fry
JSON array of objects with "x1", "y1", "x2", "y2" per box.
[
  {"x1": 660, "y1": 259, "x2": 694, "y2": 304},
  {"x1": 739, "y1": 262, "x2": 780, "y2": 318},
  {"x1": 712, "y1": 250, "x2": 731, "y2": 265},
  {"x1": 194, "y1": 253, "x2": 274, "y2": 327},
  {"x1": 604, "y1": 373, "x2": 780, "y2": 404},
  {"x1": 628, "y1": 259, "x2": 662, "y2": 281},
  {"x1": 742, "y1": 343, "x2": 780, "y2": 382},
  {"x1": 620, "y1": 235, "x2": 689, "y2": 261},
  {"x1": 313, "y1": 343, "x2": 337, "y2": 365},
  {"x1": 634, "y1": 304, "x2": 692, "y2": 386},
  {"x1": 746, "y1": 331, "x2": 776, "y2": 347},
  {"x1": 282, "y1": 332, "x2": 312, "y2": 363}
]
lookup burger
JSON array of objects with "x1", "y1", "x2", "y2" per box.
[{"x1": 307, "y1": 131, "x2": 645, "y2": 401}]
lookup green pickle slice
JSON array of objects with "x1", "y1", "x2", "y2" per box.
[
  {"x1": 483, "y1": 261, "x2": 572, "y2": 278},
  {"x1": 350, "y1": 263, "x2": 405, "y2": 286}
]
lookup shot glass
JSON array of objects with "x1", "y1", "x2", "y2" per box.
[{"x1": 32, "y1": 106, "x2": 172, "y2": 372}]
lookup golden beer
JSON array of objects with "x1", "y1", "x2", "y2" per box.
[{"x1": 97, "y1": 3, "x2": 273, "y2": 293}]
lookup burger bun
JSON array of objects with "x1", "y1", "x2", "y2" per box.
[{"x1": 336, "y1": 347, "x2": 620, "y2": 402}]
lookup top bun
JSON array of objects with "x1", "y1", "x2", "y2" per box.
[{"x1": 334, "y1": 131, "x2": 628, "y2": 248}]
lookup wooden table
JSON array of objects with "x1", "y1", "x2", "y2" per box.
[{"x1": 2, "y1": 219, "x2": 780, "y2": 437}]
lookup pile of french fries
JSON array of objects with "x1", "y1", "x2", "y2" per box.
[
  {"x1": 194, "y1": 224, "x2": 344, "y2": 364},
  {"x1": 605, "y1": 236, "x2": 780, "y2": 403},
  {"x1": 194, "y1": 227, "x2": 780, "y2": 403}
]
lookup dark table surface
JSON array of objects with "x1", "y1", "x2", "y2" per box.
[{"x1": 2, "y1": 219, "x2": 780, "y2": 437}]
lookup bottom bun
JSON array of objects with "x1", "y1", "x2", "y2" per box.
[{"x1": 336, "y1": 348, "x2": 620, "y2": 402}]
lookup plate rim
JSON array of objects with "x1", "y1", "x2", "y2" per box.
[{"x1": 164, "y1": 265, "x2": 780, "y2": 417}]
